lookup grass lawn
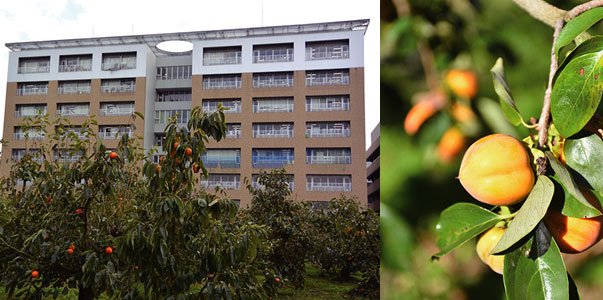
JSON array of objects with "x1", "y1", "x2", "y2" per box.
[{"x1": 0, "y1": 264, "x2": 368, "y2": 299}]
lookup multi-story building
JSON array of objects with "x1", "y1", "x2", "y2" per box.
[
  {"x1": 367, "y1": 123, "x2": 380, "y2": 213},
  {"x1": 1, "y1": 19, "x2": 369, "y2": 208}
]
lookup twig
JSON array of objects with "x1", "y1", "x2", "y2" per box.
[
  {"x1": 566, "y1": 0, "x2": 603, "y2": 20},
  {"x1": 512, "y1": 0, "x2": 565, "y2": 27},
  {"x1": 417, "y1": 40, "x2": 439, "y2": 91},
  {"x1": 538, "y1": 17, "x2": 564, "y2": 148},
  {"x1": 0, "y1": 236, "x2": 32, "y2": 259}
]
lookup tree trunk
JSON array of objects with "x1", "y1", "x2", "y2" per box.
[{"x1": 78, "y1": 284, "x2": 95, "y2": 300}]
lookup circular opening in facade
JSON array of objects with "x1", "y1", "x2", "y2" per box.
[{"x1": 156, "y1": 40, "x2": 193, "y2": 53}]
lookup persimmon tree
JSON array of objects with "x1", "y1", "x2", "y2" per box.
[
  {"x1": 432, "y1": 1, "x2": 603, "y2": 299},
  {"x1": 0, "y1": 106, "x2": 278, "y2": 300}
]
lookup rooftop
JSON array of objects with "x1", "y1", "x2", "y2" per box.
[{"x1": 5, "y1": 19, "x2": 369, "y2": 56}]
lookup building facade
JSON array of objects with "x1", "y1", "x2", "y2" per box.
[
  {"x1": 367, "y1": 123, "x2": 380, "y2": 212},
  {"x1": 1, "y1": 20, "x2": 368, "y2": 208}
]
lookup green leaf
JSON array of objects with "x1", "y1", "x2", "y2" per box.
[
  {"x1": 134, "y1": 111, "x2": 145, "y2": 120},
  {"x1": 564, "y1": 134, "x2": 603, "y2": 194},
  {"x1": 490, "y1": 58, "x2": 524, "y2": 126},
  {"x1": 433, "y1": 203, "x2": 502, "y2": 257},
  {"x1": 491, "y1": 176, "x2": 554, "y2": 254},
  {"x1": 503, "y1": 222, "x2": 568, "y2": 300},
  {"x1": 555, "y1": 7, "x2": 603, "y2": 57},
  {"x1": 551, "y1": 36, "x2": 603, "y2": 137},
  {"x1": 546, "y1": 151, "x2": 600, "y2": 217}
]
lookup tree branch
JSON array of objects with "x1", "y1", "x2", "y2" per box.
[
  {"x1": 0, "y1": 236, "x2": 32, "y2": 259},
  {"x1": 512, "y1": 0, "x2": 566, "y2": 28}
]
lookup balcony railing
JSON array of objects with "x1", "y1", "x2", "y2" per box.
[
  {"x1": 53, "y1": 155, "x2": 82, "y2": 163},
  {"x1": 201, "y1": 180, "x2": 240, "y2": 190},
  {"x1": 58, "y1": 64, "x2": 92, "y2": 72},
  {"x1": 252, "y1": 181, "x2": 294, "y2": 191},
  {"x1": 254, "y1": 103, "x2": 294, "y2": 112},
  {"x1": 253, "y1": 130, "x2": 294, "y2": 138},
  {"x1": 14, "y1": 132, "x2": 44, "y2": 140},
  {"x1": 306, "y1": 128, "x2": 351, "y2": 138},
  {"x1": 15, "y1": 110, "x2": 46, "y2": 118},
  {"x1": 252, "y1": 158, "x2": 294, "y2": 169},
  {"x1": 60, "y1": 131, "x2": 88, "y2": 140},
  {"x1": 306, "y1": 102, "x2": 350, "y2": 112},
  {"x1": 201, "y1": 158, "x2": 241, "y2": 169},
  {"x1": 58, "y1": 86, "x2": 91, "y2": 95},
  {"x1": 253, "y1": 52, "x2": 293, "y2": 63},
  {"x1": 14, "y1": 155, "x2": 43, "y2": 163},
  {"x1": 203, "y1": 54, "x2": 242, "y2": 66},
  {"x1": 18, "y1": 65, "x2": 49, "y2": 74},
  {"x1": 100, "y1": 107, "x2": 134, "y2": 116},
  {"x1": 226, "y1": 131, "x2": 241, "y2": 139},
  {"x1": 101, "y1": 85, "x2": 135, "y2": 93},
  {"x1": 306, "y1": 182, "x2": 352, "y2": 191},
  {"x1": 203, "y1": 104, "x2": 241, "y2": 114},
  {"x1": 101, "y1": 62, "x2": 136, "y2": 70},
  {"x1": 17, "y1": 87, "x2": 48, "y2": 96},
  {"x1": 306, "y1": 156, "x2": 351, "y2": 164},
  {"x1": 306, "y1": 75, "x2": 349, "y2": 86},
  {"x1": 98, "y1": 132, "x2": 133, "y2": 139},
  {"x1": 202, "y1": 79, "x2": 242, "y2": 90},
  {"x1": 56, "y1": 109, "x2": 89, "y2": 117},
  {"x1": 253, "y1": 78, "x2": 294, "y2": 88}
]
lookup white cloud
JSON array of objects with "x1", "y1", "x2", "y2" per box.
[{"x1": 0, "y1": 0, "x2": 379, "y2": 148}]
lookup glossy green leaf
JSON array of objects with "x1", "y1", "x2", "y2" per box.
[
  {"x1": 433, "y1": 202, "x2": 502, "y2": 257},
  {"x1": 491, "y1": 176, "x2": 554, "y2": 254},
  {"x1": 490, "y1": 58, "x2": 523, "y2": 126},
  {"x1": 503, "y1": 223, "x2": 568, "y2": 300},
  {"x1": 546, "y1": 151, "x2": 600, "y2": 217},
  {"x1": 555, "y1": 7, "x2": 603, "y2": 57},
  {"x1": 551, "y1": 36, "x2": 603, "y2": 137},
  {"x1": 564, "y1": 133, "x2": 603, "y2": 194}
]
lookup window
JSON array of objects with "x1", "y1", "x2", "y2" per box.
[
  {"x1": 252, "y1": 174, "x2": 294, "y2": 191},
  {"x1": 306, "y1": 40, "x2": 349, "y2": 60},
  {"x1": 59, "y1": 54, "x2": 92, "y2": 72},
  {"x1": 253, "y1": 123, "x2": 294, "y2": 138},
  {"x1": 253, "y1": 72, "x2": 294, "y2": 88},
  {"x1": 15, "y1": 104, "x2": 46, "y2": 118},
  {"x1": 253, "y1": 97, "x2": 294, "y2": 113},
  {"x1": 100, "y1": 102, "x2": 135, "y2": 116},
  {"x1": 17, "y1": 82, "x2": 48, "y2": 96},
  {"x1": 253, "y1": 43, "x2": 293, "y2": 63},
  {"x1": 18, "y1": 57, "x2": 50, "y2": 74},
  {"x1": 154, "y1": 109, "x2": 190, "y2": 124},
  {"x1": 99, "y1": 125, "x2": 132, "y2": 139},
  {"x1": 306, "y1": 175, "x2": 351, "y2": 191},
  {"x1": 226, "y1": 123, "x2": 241, "y2": 139},
  {"x1": 202, "y1": 74, "x2": 241, "y2": 89},
  {"x1": 102, "y1": 52, "x2": 136, "y2": 70},
  {"x1": 200, "y1": 174, "x2": 241, "y2": 190},
  {"x1": 53, "y1": 149, "x2": 84, "y2": 163},
  {"x1": 156, "y1": 65, "x2": 192, "y2": 80},
  {"x1": 203, "y1": 46, "x2": 242, "y2": 65},
  {"x1": 14, "y1": 126, "x2": 44, "y2": 141},
  {"x1": 154, "y1": 133, "x2": 166, "y2": 147},
  {"x1": 306, "y1": 95, "x2": 350, "y2": 112},
  {"x1": 306, "y1": 148, "x2": 351, "y2": 164},
  {"x1": 57, "y1": 103, "x2": 89, "y2": 117},
  {"x1": 56, "y1": 126, "x2": 87, "y2": 140},
  {"x1": 58, "y1": 80, "x2": 91, "y2": 95},
  {"x1": 306, "y1": 69, "x2": 349, "y2": 86},
  {"x1": 156, "y1": 90, "x2": 191, "y2": 102},
  {"x1": 201, "y1": 149, "x2": 241, "y2": 168},
  {"x1": 13, "y1": 149, "x2": 42, "y2": 163},
  {"x1": 101, "y1": 79, "x2": 136, "y2": 93},
  {"x1": 306, "y1": 121, "x2": 351, "y2": 138},
  {"x1": 202, "y1": 99, "x2": 241, "y2": 114},
  {"x1": 252, "y1": 149, "x2": 294, "y2": 168}
]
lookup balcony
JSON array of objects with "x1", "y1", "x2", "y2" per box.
[
  {"x1": 306, "y1": 156, "x2": 351, "y2": 164},
  {"x1": 226, "y1": 131, "x2": 241, "y2": 139},
  {"x1": 306, "y1": 100, "x2": 350, "y2": 112},
  {"x1": 306, "y1": 182, "x2": 351, "y2": 192},
  {"x1": 253, "y1": 73, "x2": 294, "y2": 88},
  {"x1": 17, "y1": 86, "x2": 48, "y2": 96},
  {"x1": 15, "y1": 110, "x2": 46, "y2": 118},
  {"x1": 58, "y1": 64, "x2": 92, "y2": 72},
  {"x1": 100, "y1": 107, "x2": 134, "y2": 116},
  {"x1": 53, "y1": 155, "x2": 82, "y2": 163},
  {"x1": 14, "y1": 132, "x2": 44, "y2": 140},
  {"x1": 98, "y1": 131, "x2": 133, "y2": 140},
  {"x1": 306, "y1": 128, "x2": 351, "y2": 138},
  {"x1": 58, "y1": 85, "x2": 91, "y2": 95},
  {"x1": 252, "y1": 157, "x2": 294, "y2": 169},
  {"x1": 202, "y1": 77, "x2": 242, "y2": 90},
  {"x1": 306, "y1": 72, "x2": 350, "y2": 86},
  {"x1": 56, "y1": 109, "x2": 89, "y2": 117},
  {"x1": 18, "y1": 65, "x2": 49, "y2": 74},
  {"x1": 203, "y1": 101, "x2": 241, "y2": 114},
  {"x1": 253, "y1": 52, "x2": 293, "y2": 63},
  {"x1": 101, "y1": 61, "x2": 136, "y2": 71},
  {"x1": 101, "y1": 85, "x2": 135, "y2": 93},
  {"x1": 201, "y1": 180, "x2": 241, "y2": 190},
  {"x1": 253, "y1": 130, "x2": 293, "y2": 138}
]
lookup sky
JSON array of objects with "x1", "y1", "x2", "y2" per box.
[{"x1": 0, "y1": 0, "x2": 380, "y2": 148}]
